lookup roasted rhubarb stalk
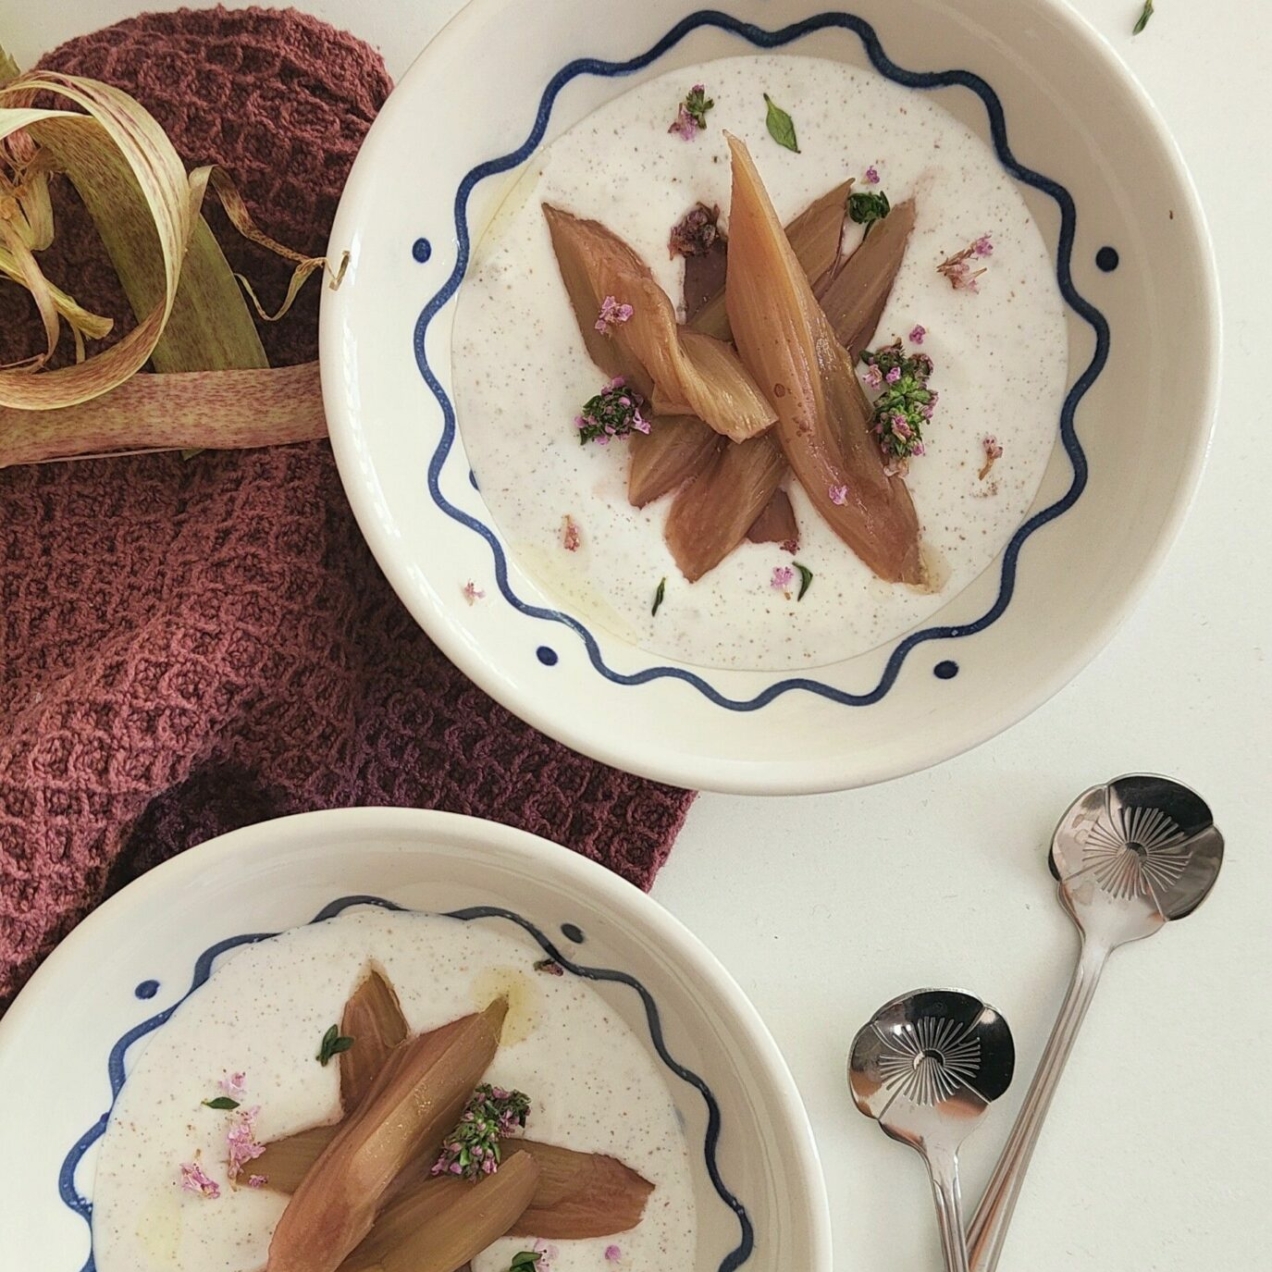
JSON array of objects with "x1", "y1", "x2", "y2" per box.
[
  {"x1": 745, "y1": 488, "x2": 798, "y2": 548},
  {"x1": 724, "y1": 135, "x2": 923, "y2": 585},
  {"x1": 543, "y1": 204, "x2": 775, "y2": 442},
  {"x1": 257, "y1": 1122, "x2": 341, "y2": 1193},
  {"x1": 689, "y1": 178, "x2": 853, "y2": 342},
  {"x1": 341, "y1": 968, "x2": 409, "y2": 1113},
  {"x1": 265, "y1": 999, "x2": 508, "y2": 1272},
  {"x1": 628, "y1": 414, "x2": 724, "y2": 507},
  {"x1": 815, "y1": 198, "x2": 916, "y2": 360},
  {"x1": 339, "y1": 1150, "x2": 540, "y2": 1272},
  {"x1": 505, "y1": 1140, "x2": 654, "y2": 1238},
  {"x1": 664, "y1": 434, "x2": 787, "y2": 582}
]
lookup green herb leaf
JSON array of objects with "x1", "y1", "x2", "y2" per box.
[
  {"x1": 435, "y1": 1084, "x2": 533, "y2": 1180},
  {"x1": 848, "y1": 190, "x2": 891, "y2": 231},
  {"x1": 1132, "y1": 0, "x2": 1154, "y2": 34},
  {"x1": 509, "y1": 1253, "x2": 542, "y2": 1272},
  {"x1": 577, "y1": 378, "x2": 648, "y2": 445},
  {"x1": 793, "y1": 563, "x2": 814, "y2": 602},
  {"x1": 683, "y1": 84, "x2": 714, "y2": 129},
  {"x1": 763, "y1": 94, "x2": 800, "y2": 153},
  {"x1": 201, "y1": 1095, "x2": 241, "y2": 1110},
  {"x1": 316, "y1": 1023, "x2": 355, "y2": 1066},
  {"x1": 652, "y1": 577, "x2": 667, "y2": 617}
]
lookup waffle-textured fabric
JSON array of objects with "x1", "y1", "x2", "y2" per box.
[{"x1": 0, "y1": 6, "x2": 695, "y2": 1013}]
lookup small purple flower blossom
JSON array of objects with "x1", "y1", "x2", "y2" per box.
[
  {"x1": 462, "y1": 580, "x2": 485, "y2": 605},
  {"x1": 828, "y1": 484, "x2": 849, "y2": 506},
  {"x1": 668, "y1": 84, "x2": 714, "y2": 139},
  {"x1": 431, "y1": 1084, "x2": 531, "y2": 1181},
  {"x1": 180, "y1": 1161, "x2": 220, "y2": 1199},
  {"x1": 909, "y1": 324, "x2": 926, "y2": 345},
  {"x1": 864, "y1": 165, "x2": 880, "y2": 185},
  {"x1": 594, "y1": 295, "x2": 634, "y2": 335},
  {"x1": 771, "y1": 565, "x2": 795, "y2": 592},
  {"x1": 226, "y1": 1106, "x2": 266, "y2": 1182},
  {"x1": 576, "y1": 377, "x2": 648, "y2": 445},
  {"x1": 219, "y1": 1072, "x2": 247, "y2": 1101},
  {"x1": 860, "y1": 340, "x2": 938, "y2": 467},
  {"x1": 974, "y1": 234, "x2": 994, "y2": 257},
  {"x1": 248, "y1": 1174, "x2": 268, "y2": 1189},
  {"x1": 605, "y1": 1247, "x2": 623, "y2": 1263},
  {"x1": 862, "y1": 363, "x2": 883, "y2": 390}
]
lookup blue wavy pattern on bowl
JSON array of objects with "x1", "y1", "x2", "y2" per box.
[
  {"x1": 58, "y1": 896, "x2": 753, "y2": 1272},
  {"x1": 411, "y1": 9, "x2": 1110, "y2": 709}
]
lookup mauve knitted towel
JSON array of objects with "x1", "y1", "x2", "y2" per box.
[{"x1": 0, "y1": 7, "x2": 695, "y2": 1013}]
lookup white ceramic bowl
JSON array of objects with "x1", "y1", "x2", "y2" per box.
[
  {"x1": 0, "y1": 808, "x2": 830, "y2": 1272},
  {"x1": 320, "y1": 0, "x2": 1218, "y2": 794}
]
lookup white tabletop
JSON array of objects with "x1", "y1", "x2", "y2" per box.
[{"x1": 5, "y1": 1, "x2": 1268, "y2": 1267}]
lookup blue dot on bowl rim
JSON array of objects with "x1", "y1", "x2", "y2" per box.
[
  {"x1": 561, "y1": 923, "x2": 585, "y2": 944},
  {"x1": 536, "y1": 646, "x2": 558, "y2": 666},
  {"x1": 412, "y1": 237, "x2": 432, "y2": 263},
  {"x1": 934, "y1": 660, "x2": 959, "y2": 680},
  {"x1": 135, "y1": 979, "x2": 160, "y2": 999},
  {"x1": 1095, "y1": 246, "x2": 1119, "y2": 272}
]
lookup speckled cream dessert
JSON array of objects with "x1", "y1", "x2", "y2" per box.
[
  {"x1": 90, "y1": 907, "x2": 696, "y2": 1272},
  {"x1": 452, "y1": 53, "x2": 1069, "y2": 670}
]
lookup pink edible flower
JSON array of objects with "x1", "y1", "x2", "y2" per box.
[
  {"x1": 605, "y1": 1247, "x2": 623, "y2": 1263},
  {"x1": 248, "y1": 1174, "x2": 268, "y2": 1188},
  {"x1": 861, "y1": 363, "x2": 883, "y2": 390},
  {"x1": 828, "y1": 484, "x2": 849, "y2": 506},
  {"x1": 594, "y1": 295, "x2": 634, "y2": 335},
  {"x1": 909, "y1": 324, "x2": 926, "y2": 345},
  {"x1": 180, "y1": 1161, "x2": 220, "y2": 1199},
  {"x1": 462, "y1": 580, "x2": 485, "y2": 605},
  {"x1": 669, "y1": 104, "x2": 698, "y2": 140},
  {"x1": 864, "y1": 165, "x2": 880, "y2": 184},
  {"x1": 771, "y1": 565, "x2": 795, "y2": 592},
  {"x1": 938, "y1": 240, "x2": 990, "y2": 292},
  {"x1": 562, "y1": 515, "x2": 581, "y2": 552},
  {"x1": 226, "y1": 1106, "x2": 266, "y2": 1182},
  {"x1": 534, "y1": 1240, "x2": 560, "y2": 1268},
  {"x1": 885, "y1": 365, "x2": 901, "y2": 384},
  {"x1": 219, "y1": 1072, "x2": 247, "y2": 1100}
]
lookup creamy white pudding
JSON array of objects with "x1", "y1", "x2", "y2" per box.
[
  {"x1": 452, "y1": 53, "x2": 1069, "y2": 670},
  {"x1": 90, "y1": 906, "x2": 696, "y2": 1272}
]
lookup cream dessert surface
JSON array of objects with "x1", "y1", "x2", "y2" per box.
[
  {"x1": 453, "y1": 53, "x2": 1069, "y2": 670},
  {"x1": 91, "y1": 907, "x2": 696, "y2": 1272}
]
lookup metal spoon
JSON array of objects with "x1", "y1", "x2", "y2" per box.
[
  {"x1": 966, "y1": 774, "x2": 1224, "y2": 1272},
  {"x1": 850, "y1": 989, "x2": 1015, "y2": 1272}
]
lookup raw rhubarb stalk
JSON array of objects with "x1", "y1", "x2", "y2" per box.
[
  {"x1": 543, "y1": 203, "x2": 774, "y2": 442},
  {"x1": 689, "y1": 178, "x2": 853, "y2": 342},
  {"x1": 745, "y1": 488, "x2": 798, "y2": 548},
  {"x1": 505, "y1": 1140, "x2": 654, "y2": 1238},
  {"x1": 265, "y1": 999, "x2": 508, "y2": 1272},
  {"x1": 628, "y1": 414, "x2": 724, "y2": 507},
  {"x1": 338, "y1": 1150, "x2": 540, "y2": 1272},
  {"x1": 340, "y1": 968, "x2": 409, "y2": 1114},
  {"x1": 664, "y1": 434, "x2": 786, "y2": 582},
  {"x1": 724, "y1": 135, "x2": 923, "y2": 585},
  {"x1": 815, "y1": 198, "x2": 917, "y2": 360}
]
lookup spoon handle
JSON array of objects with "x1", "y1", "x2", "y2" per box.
[
  {"x1": 925, "y1": 1145, "x2": 971, "y2": 1272},
  {"x1": 965, "y1": 937, "x2": 1109, "y2": 1272}
]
